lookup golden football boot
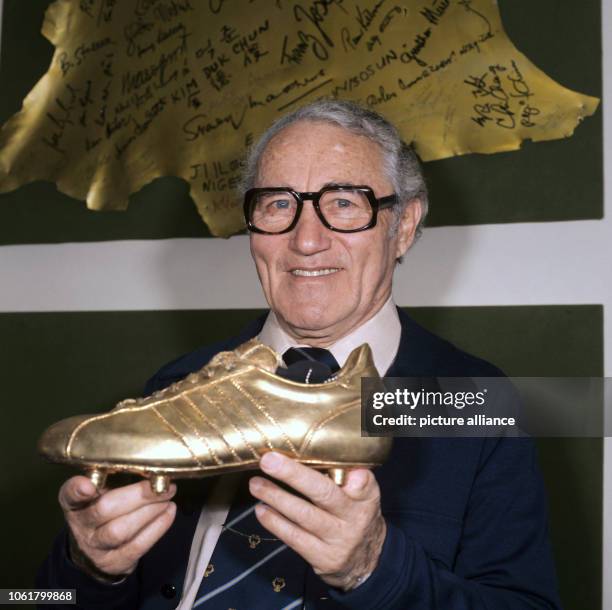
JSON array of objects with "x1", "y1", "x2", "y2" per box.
[{"x1": 38, "y1": 339, "x2": 391, "y2": 493}]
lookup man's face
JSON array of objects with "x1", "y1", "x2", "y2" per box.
[{"x1": 250, "y1": 120, "x2": 419, "y2": 343}]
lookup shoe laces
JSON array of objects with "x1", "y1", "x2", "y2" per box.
[
  {"x1": 115, "y1": 350, "x2": 242, "y2": 409},
  {"x1": 156, "y1": 350, "x2": 241, "y2": 395}
]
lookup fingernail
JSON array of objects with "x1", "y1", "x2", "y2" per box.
[
  {"x1": 349, "y1": 470, "x2": 367, "y2": 491},
  {"x1": 249, "y1": 477, "x2": 262, "y2": 493},
  {"x1": 260, "y1": 452, "x2": 282, "y2": 473},
  {"x1": 255, "y1": 503, "x2": 267, "y2": 518}
]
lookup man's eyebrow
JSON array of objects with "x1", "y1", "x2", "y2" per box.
[
  {"x1": 257, "y1": 181, "x2": 359, "y2": 190},
  {"x1": 321, "y1": 181, "x2": 358, "y2": 188}
]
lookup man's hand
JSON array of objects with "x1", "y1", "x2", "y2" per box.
[
  {"x1": 58, "y1": 476, "x2": 177, "y2": 581},
  {"x1": 249, "y1": 452, "x2": 386, "y2": 591}
]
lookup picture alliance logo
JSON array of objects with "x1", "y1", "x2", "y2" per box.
[{"x1": 371, "y1": 388, "x2": 488, "y2": 411}]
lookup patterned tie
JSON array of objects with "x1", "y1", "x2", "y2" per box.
[{"x1": 192, "y1": 477, "x2": 307, "y2": 609}]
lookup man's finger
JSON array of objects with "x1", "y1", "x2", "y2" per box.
[
  {"x1": 79, "y1": 480, "x2": 176, "y2": 528},
  {"x1": 254, "y1": 503, "x2": 326, "y2": 566},
  {"x1": 115, "y1": 502, "x2": 177, "y2": 570},
  {"x1": 341, "y1": 469, "x2": 377, "y2": 501},
  {"x1": 59, "y1": 476, "x2": 101, "y2": 512},
  {"x1": 248, "y1": 476, "x2": 337, "y2": 540},
  {"x1": 92, "y1": 501, "x2": 175, "y2": 550},
  {"x1": 259, "y1": 452, "x2": 349, "y2": 516}
]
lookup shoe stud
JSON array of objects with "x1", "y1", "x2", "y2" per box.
[
  {"x1": 328, "y1": 468, "x2": 347, "y2": 486},
  {"x1": 88, "y1": 468, "x2": 107, "y2": 490},
  {"x1": 151, "y1": 474, "x2": 170, "y2": 494}
]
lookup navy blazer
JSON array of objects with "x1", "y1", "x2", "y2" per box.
[{"x1": 38, "y1": 309, "x2": 561, "y2": 609}]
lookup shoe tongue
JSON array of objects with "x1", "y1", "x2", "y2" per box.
[{"x1": 235, "y1": 339, "x2": 282, "y2": 372}]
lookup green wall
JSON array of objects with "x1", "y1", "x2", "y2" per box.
[{"x1": 0, "y1": 305, "x2": 602, "y2": 609}]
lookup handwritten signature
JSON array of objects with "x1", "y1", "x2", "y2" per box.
[
  {"x1": 42, "y1": 84, "x2": 79, "y2": 155},
  {"x1": 465, "y1": 62, "x2": 540, "y2": 130},
  {"x1": 293, "y1": 0, "x2": 347, "y2": 51},
  {"x1": 182, "y1": 107, "x2": 247, "y2": 141}
]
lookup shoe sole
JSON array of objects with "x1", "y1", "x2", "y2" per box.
[{"x1": 46, "y1": 455, "x2": 382, "y2": 492}]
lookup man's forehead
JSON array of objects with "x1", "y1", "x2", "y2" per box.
[
  {"x1": 252, "y1": 120, "x2": 395, "y2": 195},
  {"x1": 257, "y1": 121, "x2": 384, "y2": 180},
  {"x1": 262, "y1": 120, "x2": 377, "y2": 154}
]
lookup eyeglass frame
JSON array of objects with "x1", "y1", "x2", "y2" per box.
[{"x1": 243, "y1": 185, "x2": 399, "y2": 234}]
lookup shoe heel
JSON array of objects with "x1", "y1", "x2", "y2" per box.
[
  {"x1": 88, "y1": 468, "x2": 107, "y2": 490},
  {"x1": 151, "y1": 474, "x2": 170, "y2": 494},
  {"x1": 328, "y1": 468, "x2": 347, "y2": 486}
]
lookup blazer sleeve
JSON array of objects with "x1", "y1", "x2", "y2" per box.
[
  {"x1": 329, "y1": 437, "x2": 562, "y2": 610},
  {"x1": 36, "y1": 528, "x2": 139, "y2": 610}
]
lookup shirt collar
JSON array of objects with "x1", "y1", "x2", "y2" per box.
[{"x1": 257, "y1": 297, "x2": 401, "y2": 375}]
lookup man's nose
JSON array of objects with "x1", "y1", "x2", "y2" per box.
[{"x1": 289, "y1": 202, "x2": 332, "y2": 255}]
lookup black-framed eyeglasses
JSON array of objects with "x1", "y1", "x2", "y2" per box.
[{"x1": 244, "y1": 185, "x2": 399, "y2": 234}]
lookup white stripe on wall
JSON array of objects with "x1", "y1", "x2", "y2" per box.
[{"x1": 0, "y1": 219, "x2": 608, "y2": 311}]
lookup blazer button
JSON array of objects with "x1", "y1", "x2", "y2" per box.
[{"x1": 161, "y1": 583, "x2": 177, "y2": 599}]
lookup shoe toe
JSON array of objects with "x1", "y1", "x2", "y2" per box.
[
  {"x1": 67, "y1": 410, "x2": 196, "y2": 467},
  {"x1": 38, "y1": 415, "x2": 93, "y2": 463}
]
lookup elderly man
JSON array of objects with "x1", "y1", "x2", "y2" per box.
[{"x1": 38, "y1": 100, "x2": 561, "y2": 609}]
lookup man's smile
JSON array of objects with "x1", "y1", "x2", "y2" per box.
[{"x1": 289, "y1": 267, "x2": 342, "y2": 277}]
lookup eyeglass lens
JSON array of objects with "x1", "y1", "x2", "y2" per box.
[{"x1": 249, "y1": 189, "x2": 374, "y2": 232}]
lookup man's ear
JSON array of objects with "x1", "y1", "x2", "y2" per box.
[{"x1": 395, "y1": 198, "x2": 423, "y2": 259}]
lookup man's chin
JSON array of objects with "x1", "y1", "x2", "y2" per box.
[{"x1": 279, "y1": 307, "x2": 353, "y2": 338}]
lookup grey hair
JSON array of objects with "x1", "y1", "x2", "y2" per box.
[{"x1": 241, "y1": 98, "x2": 429, "y2": 238}]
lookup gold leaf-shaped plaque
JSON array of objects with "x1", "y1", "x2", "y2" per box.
[{"x1": 0, "y1": 0, "x2": 599, "y2": 236}]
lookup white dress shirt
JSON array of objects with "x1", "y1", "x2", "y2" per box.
[{"x1": 258, "y1": 296, "x2": 402, "y2": 376}]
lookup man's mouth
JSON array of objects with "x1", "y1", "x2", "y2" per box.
[{"x1": 290, "y1": 268, "x2": 341, "y2": 277}]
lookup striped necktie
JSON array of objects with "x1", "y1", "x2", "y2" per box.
[{"x1": 191, "y1": 477, "x2": 307, "y2": 609}]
